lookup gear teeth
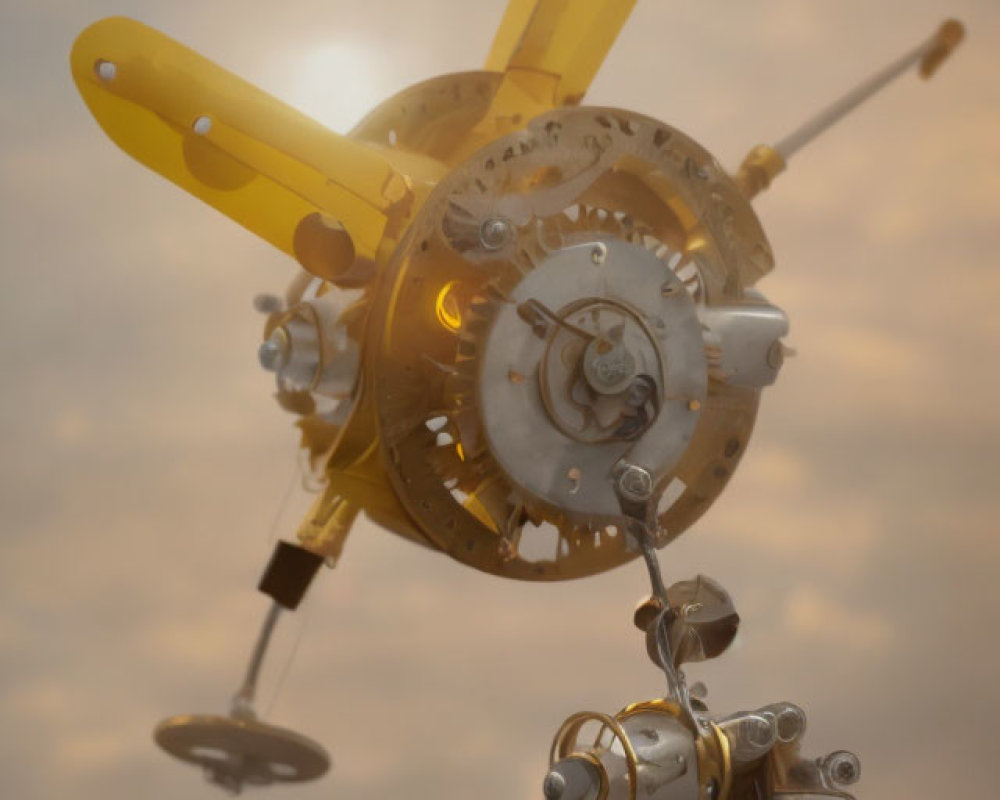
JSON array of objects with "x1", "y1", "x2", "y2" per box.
[{"x1": 427, "y1": 200, "x2": 707, "y2": 561}]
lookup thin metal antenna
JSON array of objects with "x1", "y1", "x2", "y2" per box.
[
  {"x1": 232, "y1": 601, "x2": 283, "y2": 718},
  {"x1": 775, "y1": 20, "x2": 964, "y2": 160},
  {"x1": 734, "y1": 20, "x2": 965, "y2": 198}
]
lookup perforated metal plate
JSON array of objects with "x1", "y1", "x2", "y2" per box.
[
  {"x1": 155, "y1": 714, "x2": 330, "y2": 790},
  {"x1": 371, "y1": 106, "x2": 771, "y2": 580}
]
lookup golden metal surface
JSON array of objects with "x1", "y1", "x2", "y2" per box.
[
  {"x1": 486, "y1": 0, "x2": 638, "y2": 107},
  {"x1": 617, "y1": 697, "x2": 682, "y2": 721},
  {"x1": 71, "y1": 18, "x2": 423, "y2": 261},
  {"x1": 694, "y1": 722, "x2": 733, "y2": 800},
  {"x1": 733, "y1": 145, "x2": 787, "y2": 200}
]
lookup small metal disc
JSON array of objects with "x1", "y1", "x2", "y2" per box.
[{"x1": 154, "y1": 714, "x2": 330, "y2": 789}]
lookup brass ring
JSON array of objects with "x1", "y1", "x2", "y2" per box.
[{"x1": 549, "y1": 711, "x2": 639, "y2": 800}]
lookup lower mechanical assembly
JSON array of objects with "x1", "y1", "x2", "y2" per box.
[
  {"x1": 546, "y1": 698, "x2": 860, "y2": 800},
  {"x1": 544, "y1": 577, "x2": 860, "y2": 800}
]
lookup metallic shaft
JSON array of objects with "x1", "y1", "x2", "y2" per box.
[
  {"x1": 638, "y1": 529, "x2": 668, "y2": 604},
  {"x1": 775, "y1": 20, "x2": 964, "y2": 160},
  {"x1": 634, "y1": 524, "x2": 700, "y2": 727},
  {"x1": 232, "y1": 601, "x2": 283, "y2": 715}
]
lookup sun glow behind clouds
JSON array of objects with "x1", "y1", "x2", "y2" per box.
[{"x1": 277, "y1": 41, "x2": 385, "y2": 133}]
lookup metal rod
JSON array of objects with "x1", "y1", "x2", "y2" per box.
[
  {"x1": 232, "y1": 601, "x2": 283, "y2": 715},
  {"x1": 775, "y1": 21, "x2": 964, "y2": 161},
  {"x1": 632, "y1": 524, "x2": 701, "y2": 727},
  {"x1": 638, "y1": 528, "x2": 669, "y2": 604}
]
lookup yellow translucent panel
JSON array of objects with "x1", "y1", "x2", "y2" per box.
[
  {"x1": 485, "y1": 0, "x2": 637, "y2": 106},
  {"x1": 70, "y1": 17, "x2": 416, "y2": 260}
]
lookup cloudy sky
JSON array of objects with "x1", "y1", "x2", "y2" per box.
[{"x1": 1, "y1": 1, "x2": 998, "y2": 798}]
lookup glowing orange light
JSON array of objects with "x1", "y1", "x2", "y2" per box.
[{"x1": 435, "y1": 281, "x2": 462, "y2": 331}]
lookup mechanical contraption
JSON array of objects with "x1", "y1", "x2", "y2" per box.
[{"x1": 71, "y1": 2, "x2": 964, "y2": 797}]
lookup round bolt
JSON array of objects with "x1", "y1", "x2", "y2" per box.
[
  {"x1": 618, "y1": 465, "x2": 653, "y2": 501},
  {"x1": 661, "y1": 281, "x2": 679, "y2": 296},
  {"x1": 822, "y1": 751, "x2": 861, "y2": 787},
  {"x1": 95, "y1": 60, "x2": 117, "y2": 82},
  {"x1": 591, "y1": 243, "x2": 607, "y2": 264},
  {"x1": 258, "y1": 332, "x2": 288, "y2": 372},
  {"x1": 479, "y1": 217, "x2": 512, "y2": 250},
  {"x1": 192, "y1": 115, "x2": 213, "y2": 135},
  {"x1": 542, "y1": 770, "x2": 567, "y2": 800}
]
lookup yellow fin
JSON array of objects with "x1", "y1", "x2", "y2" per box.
[
  {"x1": 485, "y1": 0, "x2": 636, "y2": 107},
  {"x1": 71, "y1": 17, "x2": 415, "y2": 260}
]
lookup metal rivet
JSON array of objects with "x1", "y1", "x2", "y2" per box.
[
  {"x1": 617, "y1": 465, "x2": 653, "y2": 501},
  {"x1": 192, "y1": 115, "x2": 213, "y2": 135},
  {"x1": 95, "y1": 60, "x2": 117, "y2": 82},
  {"x1": 480, "y1": 217, "x2": 512, "y2": 250}
]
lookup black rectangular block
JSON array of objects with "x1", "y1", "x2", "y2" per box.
[{"x1": 257, "y1": 541, "x2": 324, "y2": 610}]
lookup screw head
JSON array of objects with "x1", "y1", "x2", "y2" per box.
[
  {"x1": 192, "y1": 115, "x2": 213, "y2": 135},
  {"x1": 95, "y1": 60, "x2": 117, "y2": 82},
  {"x1": 479, "y1": 217, "x2": 512, "y2": 250},
  {"x1": 823, "y1": 751, "x2": 861, "y2": 786},
  {"x1": 618, "y1": 465, "x2": 653, "y2": 501},
  {"x1": 258, "y1": 331, "x2": 289, "y2": 372}
]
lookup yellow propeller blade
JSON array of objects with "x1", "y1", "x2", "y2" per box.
[
  {"x1": 485, "y1": 0, "x2": 637, "y2": 107},
  {"x1": 70, "y1": 17, "x2": 426, "y2": 261}
]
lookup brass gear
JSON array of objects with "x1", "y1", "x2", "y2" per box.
[{"x1": 372, "y1": 106, "x2": 769, "y2": 580}]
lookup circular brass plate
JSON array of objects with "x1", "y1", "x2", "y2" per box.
[{"x1": 154, "y1": 714, "x2": 330, "y2": 786}]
